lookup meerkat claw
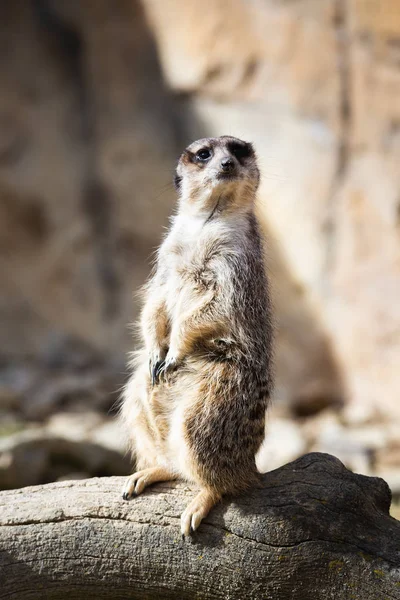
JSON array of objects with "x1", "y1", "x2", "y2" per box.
[
  {"x1": 190, "y1": 512, "x2": 203, "y2": 532},
  {"x1": 155, "y1": 359, "x2": 165, "y2": 381},
  {"x1": 180, "y1": 512, "x2": 192, "y2": 538},
  {"x1": 180, "y1": 505, "x2": 204, "y2": 537},
  {"x1": 121, "y1": 481, "x2": 136, "y2": 500},
  {"x1": 159, "y1": 354, "x2": 178, "y2": 380},
  {"x1": 150, "y1": 359, "x2": 165, "y2": 385},
  {"x1": 122, "y1": 490, "x2": 136, "y2": 501}
]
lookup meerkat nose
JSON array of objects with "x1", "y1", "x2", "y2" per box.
[{"x1": 220, "y1": 157, "x2": 235, "y2": 173}]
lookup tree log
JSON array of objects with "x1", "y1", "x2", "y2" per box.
[{"x1": 0, "y1": 453, "x2": 399, "y2": 599}]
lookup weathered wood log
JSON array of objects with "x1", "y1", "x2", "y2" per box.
[{"x1": 0, "y1": 453, "x2": 399, "y2": 599}]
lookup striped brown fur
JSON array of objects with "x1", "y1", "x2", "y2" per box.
[{"x1": 120, "y1": 136, "x2": 274, "y2": 536}]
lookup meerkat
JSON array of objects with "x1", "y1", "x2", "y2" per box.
[{"x1": 120, "y1": 135, "x2": 274, "y2": 537}]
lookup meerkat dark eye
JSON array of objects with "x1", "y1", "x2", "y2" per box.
[
  {"x1": 174, "y1": 173, "x2": 182, "y2": 191},
  {"x1": 196, "y1": 148, "x2": 211, "y2": 161},
  {"x1": 228, "y1": 142, "x2": 252, "y2": 161}
]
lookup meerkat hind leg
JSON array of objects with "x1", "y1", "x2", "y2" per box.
[
  {"x1": 122, "y1": 466, "x2": 177, "y2": 500},
  {"x1": 181, "y1": 488, "x2": 221, "y2": 537}
]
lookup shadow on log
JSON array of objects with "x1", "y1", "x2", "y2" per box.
[{"x1": 0, "y1": 453, "x2": 399, "y2": 599}]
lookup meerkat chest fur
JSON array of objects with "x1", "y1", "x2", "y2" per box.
[{"x1": 160, "y1": 212, "x2": 241, "y2": 323}]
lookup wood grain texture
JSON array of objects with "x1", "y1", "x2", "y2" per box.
[{"x1": 1, "y1": 453, "x2": 399, "y2": 599}]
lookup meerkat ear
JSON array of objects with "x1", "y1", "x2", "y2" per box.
[{"x1": 174, "y1": 172, "x2": 182, "y2": 192}]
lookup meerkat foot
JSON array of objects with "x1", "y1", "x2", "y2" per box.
[
  {"x1": 180, "y1": 489, "x2": 221, "y2": 537},
  {"x1": 122, "y1": 466, "x2": 177, "y2": 500}
]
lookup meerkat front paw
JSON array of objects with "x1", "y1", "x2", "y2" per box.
[
  {"x1": 158, "y1": 348, "x2": 181, "y2": 380},
  {"x1": 164, "y1": 352, "x2": 179, "y2": 371},
  {"x1": 149, "y1": 350, "x2": 166, "y2": 385}
]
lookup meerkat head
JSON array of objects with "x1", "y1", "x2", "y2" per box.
[{"x1": 174, "y1": 136, "x2": 260, "y2": 215}]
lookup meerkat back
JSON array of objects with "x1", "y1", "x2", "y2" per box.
[{"x1": 120, "y1": 135, "x2": 274, "y2": 537}]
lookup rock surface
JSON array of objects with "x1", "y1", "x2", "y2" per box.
[{"x1": 1, "y1": 453, "x2": 399, "y2": 599}]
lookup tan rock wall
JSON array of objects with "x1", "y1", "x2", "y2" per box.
[
  {"x1": 0, "y1": 0, "x2": 180, "y2": 360},
  {"x1": 331, "y1": 0, "x2": 400, "y2": 415},
  {"x1": 1, "y1": 0, "x2": 399, "y2": 416},
  {"x1": 145, "y1": 0, "x2": 400, "y2": 416}
]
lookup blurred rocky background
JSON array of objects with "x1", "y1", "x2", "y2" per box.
[{"x1": 0, "y1": 0, "x2": 399, "y2": 517}]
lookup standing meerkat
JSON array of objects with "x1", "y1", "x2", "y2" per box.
[{"x1": 120, "y1": 135, "x2": 274, "y2": 536}]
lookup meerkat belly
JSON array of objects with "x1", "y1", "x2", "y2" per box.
[
  {"x1": 165, "y1": 268, "x2": 201, "y2": 325},
  {"x1": 143, "y1": 374, "x2": 194, "y2": 480},
  {"x1": 165, "y1": 359, "x2": 267, "y2": 489},
  {"x1": 164, "y1": 270, "x2": 183, "y2": 321},
  {"x1": 163, "y1": 398, "x2": 195, "y2": 482}
]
